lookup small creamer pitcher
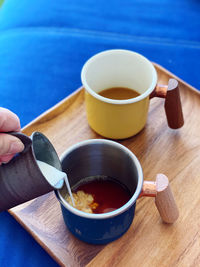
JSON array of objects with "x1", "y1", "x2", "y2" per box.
[{"x1": 0, "y1": 131, "x2": 63, "y2": 212}]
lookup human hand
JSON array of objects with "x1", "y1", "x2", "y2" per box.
[{"x1": 0, "y1": 108, "x2": 24, "y2": 165}]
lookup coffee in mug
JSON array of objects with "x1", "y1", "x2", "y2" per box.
[{"x1": 98, "y1": 87, "x2": 140, "y2": 100}]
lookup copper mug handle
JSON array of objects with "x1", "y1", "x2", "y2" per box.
[
  {"x1": 139, "y1": 174, "x2": 179, "y2": 224},
  {"x1": 150, "y1": 79, "x2": 184, "y2": 129}
]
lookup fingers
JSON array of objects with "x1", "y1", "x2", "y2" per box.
[
  {"x1": 0, "y1": 107, "x2": 21, "y2": 132},
  {"x1": 0, "y1": 108, "x2": 23, "y2": 164},
  {"x1": 0, "y1": 154, "x2": 15, "y2": 165},
  {"x1": 0, "y1": 133, "x2": 24, "y2": 164}
]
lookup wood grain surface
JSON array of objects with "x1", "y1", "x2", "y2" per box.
[{"x1": 9, "y1": 64, "x2": 200, "y2": 267}]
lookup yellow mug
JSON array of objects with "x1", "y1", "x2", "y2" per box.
[{"x1": 81, "y1": 49, "x2": 183, "y2": 139}]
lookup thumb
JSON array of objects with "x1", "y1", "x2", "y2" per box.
[{"x1": 0, "y1": 133, "x2": 24, "y2": 156}]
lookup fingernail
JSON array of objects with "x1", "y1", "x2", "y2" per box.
[{"x1": 8, "y1": 140, "x2": 25, "y2": 154}]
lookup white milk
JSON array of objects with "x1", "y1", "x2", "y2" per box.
[{"x1": 37, "y1": 160, "x2": 75, "y2": 206}]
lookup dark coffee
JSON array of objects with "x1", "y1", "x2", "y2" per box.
[
  {"x1": 74, "y1": 176, "x2": 131, "y2": 214},
  {"x1": 98, "y1": 87, "x2": 140, "y2": 100}
]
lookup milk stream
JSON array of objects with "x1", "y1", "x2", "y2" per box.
[
  {"x1": 37, "y1": 160, "x2": 75, "y2": 206},
  {"x1": 63, "y1": 174, "x2": 75, "y2": 206}
]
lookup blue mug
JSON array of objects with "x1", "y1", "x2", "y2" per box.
[{"x1": 55, "y1": 139, "x2": 178, "y2": 244}]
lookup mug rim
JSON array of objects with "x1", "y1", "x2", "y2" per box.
[
  {"x1": 55, "y1": 139, "x2": 143, "y2": 219},
  {"x1": 81, "y1": 49, "x2": 157, "y2": 105}
]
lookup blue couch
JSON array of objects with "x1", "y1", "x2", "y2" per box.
[{"x1": 0, "y1": 1, "x2": 200, "y2": 266}]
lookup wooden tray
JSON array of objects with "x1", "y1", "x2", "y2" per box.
[{"x1": 9, "y1": 64, "x2": 200, "y2": 267}]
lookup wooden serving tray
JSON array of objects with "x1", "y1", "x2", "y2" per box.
[{"x1": 9, "y1": 64, "x2": 200, "y2": 267}]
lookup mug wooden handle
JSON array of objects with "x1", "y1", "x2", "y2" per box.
[
  {"x1": 150, "y1": 79, "x2": 184, "y2": 129},
  {"x1": 139, "y1": 174, "x2": 179, "y2": 223},
  {"x1": 165, "y1": 79, "x2": 184, "y2": 129}
]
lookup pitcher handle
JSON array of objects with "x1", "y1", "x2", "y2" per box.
[{"x1": 7, "y1": 131, "x2": 32, "y2": 153}]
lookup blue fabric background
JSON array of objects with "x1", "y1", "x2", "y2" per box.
[{"x1": 0, "y1": 0, "x2": 200, "y2": 266}]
